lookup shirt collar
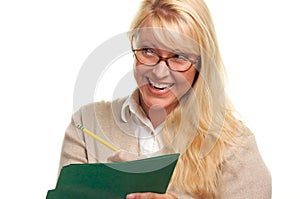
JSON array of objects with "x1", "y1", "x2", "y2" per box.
[
  {"x1": 121, "y1": 96, "x2": 130, "y2": 122},
  {"x1": 121, "y1": 89, "x2": 156, "y2": 130},
  {"x1": 121, "y1": 89, "x2": 144, "y2": 122}
]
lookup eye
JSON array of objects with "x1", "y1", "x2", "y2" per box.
[
  {"x1": 173, "y1": 54, "x2": 189, "y2": 63},
  {"x1": 141, "y1": 48, "x2": 156, "y2": 57}
]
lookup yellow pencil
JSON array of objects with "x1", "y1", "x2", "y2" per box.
[{"x1": 76, "y1": 124, "x2": 118, "y2": 152}]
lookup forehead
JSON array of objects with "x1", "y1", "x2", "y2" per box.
[{"x1": 132, "y1": 27, "x2": 201, "y2": 55}]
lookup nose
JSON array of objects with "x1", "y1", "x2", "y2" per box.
[{"x1": 151, "y1": 60, "x2": 170, "y2": 78}]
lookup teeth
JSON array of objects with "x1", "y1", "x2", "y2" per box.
[{"x1": 148, "y1": 78, "x2": 174, "y2": 90}]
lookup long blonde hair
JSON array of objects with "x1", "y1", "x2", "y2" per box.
[{"x1": 130, "y1": 0, "x2": 246, "y2": 198}]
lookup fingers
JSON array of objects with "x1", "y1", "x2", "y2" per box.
[
  {"x1": 107, "y1": 150, "x2": 141, "y2": 162},
  {"x1": 126, "y1": 192, "x2": 158, "y2": 199},
  {"x1": 126, "y1": 192, "x2": 177, "y2": 199}
]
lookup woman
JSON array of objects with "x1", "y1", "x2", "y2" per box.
[{"x1": 59, "y1": 0, "x2": 271, "y2": 198}]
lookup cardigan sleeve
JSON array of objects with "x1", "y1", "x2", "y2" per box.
[
  {"x1": 57, "y1": 103, "x2": 109, "y2": 174},
  {"x1": 58, "y1": 117, "x2": 88, "y2": 173},
  {"x1": 220, "y1": 134, "x2": 272, "y2": 199}
]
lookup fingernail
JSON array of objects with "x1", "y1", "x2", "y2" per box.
[{"x1": 126, "y1": 194, "x2": 135, "y2": 199}]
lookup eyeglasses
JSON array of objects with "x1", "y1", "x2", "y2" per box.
[{"x1": 132, "y1": 48, "x2": 199, "y2": 72}]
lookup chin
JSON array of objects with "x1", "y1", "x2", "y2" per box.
[{"x1": 144, "y1": 96, "x2": 178, "y2": 112}]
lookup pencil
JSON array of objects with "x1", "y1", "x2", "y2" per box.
[{"x1": 76, "y1": 124, "x2": 118, "y2": 152}]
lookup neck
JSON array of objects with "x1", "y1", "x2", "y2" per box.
[
  {"x1": 148, "y1": 105, "x2": 167, "y2": 128},
  {"x1": 139, "y1": 96, "x2": 169, "y2": 129}
]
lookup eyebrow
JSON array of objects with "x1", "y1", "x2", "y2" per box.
[
  {"x1": 134, "y1": 39, "x2": 159, "y2": 49},
  {"x1": 134, "y1": 39, "x2": 199, "y2": 59}
]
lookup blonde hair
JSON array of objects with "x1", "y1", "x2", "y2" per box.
[{"x1": 130, "y1": 0, "x2": 246, "y2": 198}]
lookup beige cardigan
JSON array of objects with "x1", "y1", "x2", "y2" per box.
[{"x1": 59, "y1": 99, "x2": 272, "y2": 199}]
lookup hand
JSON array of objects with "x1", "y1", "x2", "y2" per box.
[
  {"x1": 107, "y1": 150, "x2": 146, "y2": 162},
  {"x1": 126, "y1": 192, "x2": 178, "y2": 199}
]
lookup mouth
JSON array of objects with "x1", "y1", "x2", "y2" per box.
[{"x1": 147, "y1": 78, "x2": 174, "y2": 90}]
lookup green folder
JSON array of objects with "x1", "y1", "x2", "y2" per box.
[{"x1": 46, "y1": 153, "x2": 179, "y2": 199}]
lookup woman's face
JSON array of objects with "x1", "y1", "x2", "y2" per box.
[{"x1": 132, "y1": 28, "x2": 199, "y2": 115}]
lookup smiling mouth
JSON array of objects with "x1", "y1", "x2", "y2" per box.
[{"x1": 148, "y1": 78, "x2": 174, "y2": 90}]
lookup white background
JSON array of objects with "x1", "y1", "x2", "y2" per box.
[{"x1": 0, "y1": 0, "x2": 299, "y2": 198}]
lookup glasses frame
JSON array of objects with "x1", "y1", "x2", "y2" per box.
[{"x1": 132, "y1": 48, "x2": 200, "y2": 72}]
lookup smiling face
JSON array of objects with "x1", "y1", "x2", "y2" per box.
[{"x1": 132, "y1": 27, "x2": 199, "y2": 117}]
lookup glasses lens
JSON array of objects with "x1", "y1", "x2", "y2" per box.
[
  {"x1": 168, "y1": 57, "x2": 191, "y2": 71},
  {"x1": 135, "y1": 50, "x2": 159, "y2": 66}
]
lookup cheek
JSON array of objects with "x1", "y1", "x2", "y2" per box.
[
  {"x1": 175, "y1": 69, "x2": 197, "y2": 90},
  {"x1": 133, "y1": 61, "x2": 140, "y2": 82},
  {"x1": 133, "y1": 63, "x2": 148, "y2": 87},
  {"x1": 186, "y1": 67, "x2": 198, "y2": 85}
]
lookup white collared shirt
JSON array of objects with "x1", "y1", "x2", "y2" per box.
[{"x1": 121, "y1": 91, "x2": 165, "y2": 156}]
